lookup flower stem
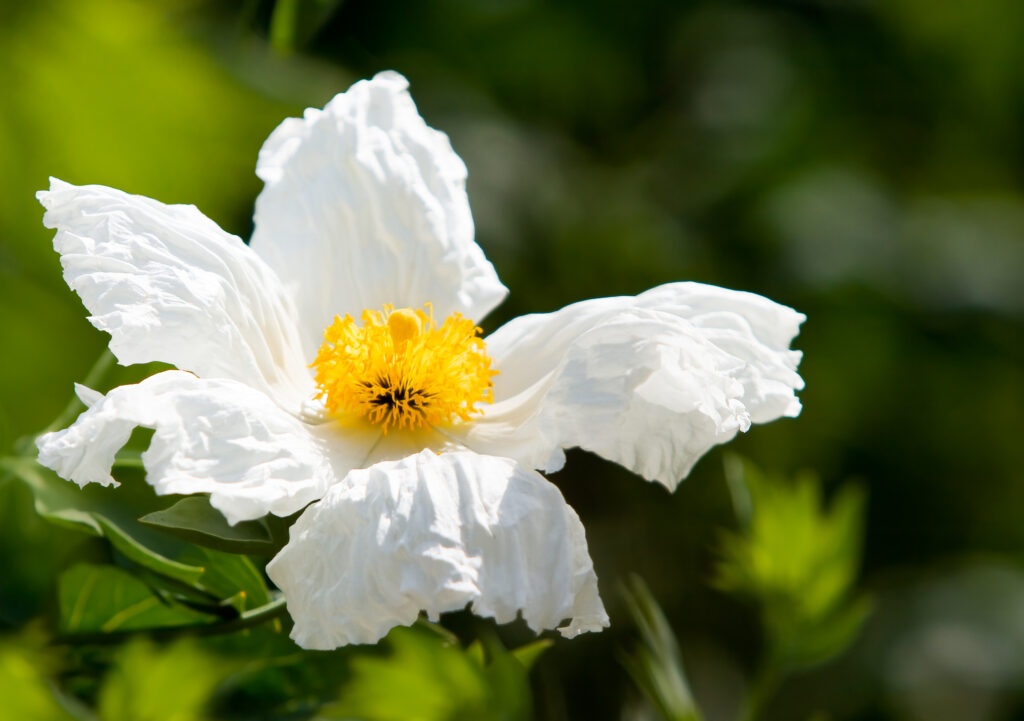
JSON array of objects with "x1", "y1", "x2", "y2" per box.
[
  {"x1": 44, "y1": 350, "x2": 117, "y2": 435},
  {"x1": 112, "y1": 453, "x2": 145, "y2": 470},
  {"x1": 738, "y1": 662, "x2": 782, "y2": 721}
]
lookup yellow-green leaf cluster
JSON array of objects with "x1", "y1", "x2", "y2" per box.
[{"x1": 714, "y1": 456, "x2": 871, "y2": 671}]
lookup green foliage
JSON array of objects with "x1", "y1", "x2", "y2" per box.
[
  {"x1": 2, "y1": 414, "x2": 548, "y2": 720},
  {"x1": 6, "y1": 456, "x2": 201, "y2": 583},
  {"x1": 0, "y1": 620, "x2": 544, "y2": 721},
  {"x1": 96, "y1": 637, "x2": 240, "y2": 721},
  {"x1": 508, "y1": 638, "x2": 553, "y2": 671},
  {"x1": 620, "y1": 576, "x2": 704, "y2": 721},
  {"x1": 317, "y1": 624, "x2": 545, "y2": 721},
  {"x1": 0, "y1": 630, "x2": 243, "y2": 721},
  {"x1": 59, "y1": 564, "x2": 217, "y2": 634},
  {"x1": 714, "y1": 456, "x2": 871, "y2": 672},
  {"x1": 0, "y1": 629, "x2": 94, "y2": 721},
  {"x1": 2, "y1": 0, "x2": 1022, "y2": 717},
  {"x1": 139, "y1": 497, "x2": 275, "y2": 557},
  {"x1": 3, "y1": 451, "x2": 284, "y2": 640}
]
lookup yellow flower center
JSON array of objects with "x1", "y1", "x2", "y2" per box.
[{"x1": 312, "y1": 305, "x2": 497, "y2": 433}]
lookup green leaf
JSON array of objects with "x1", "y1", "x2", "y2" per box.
[
  {"x1": 510, "y1": 638, "x2": 553, "y2": 670},
  {"x1": 8, "y1": 457, "x2": 206, "y2": 585},
  {"x1": 97, "y1": 637, "x2": 241, "y2": 721},
  {"x1": 139, "y1": 496, "x2": 274, "y2": 555},
  {"x1": 3, "y1": 456, "x2": 103, "y2": 536},
  {"x1": 178, "y1": 547, "x2": 272, "y2": 612},
  {"x1": 0, "y1": 630, "x2": 97, "y2": 721},
  {"x1": 9, "y1": 459, "x2": 272, "y2": 613},
  {"x1": 466, "y1": 639, "x2": 486, "y2": 667},
  {"x1": 774, "y1": 596, "x2": 875, "y2": 670},
  {"x1": 95, "y1": 516, "x2": 204, "y2": 586},
  {"x1": 318, "y1": 625, "x2": 533, "y2": 721},
  {"x1": 620, "y1": 575, "x2": 704, "y2": 721},
  {"x1": 714, "y1": 456, "x2": 871, "y2": 673},
  {"x1": 59, "y1": 564, "x2": 216, "y2": 634}
]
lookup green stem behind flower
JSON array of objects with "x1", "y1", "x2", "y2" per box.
[{"x1": 45, "y1": 350, "x2": 117, "y2": 435}]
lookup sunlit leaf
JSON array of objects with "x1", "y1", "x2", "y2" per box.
[
  {"x1": 317, "y1": 624, "x2": 534, "y2": 721},
  {"x1": 97, "y1": 637, "x2": 241, "y2": 721},
  {"x1": 510, "y1": 638, "x2": 553, "y2": 671},
  {"x1": 714, "y1": 456, "x2": 871, "y2": 671},
  {"x1": 59, "y1": 564, "x2": 216, "y2": 634},
  {"x1": 0, "y1": 629, "x2": 96, "y2": 721}
]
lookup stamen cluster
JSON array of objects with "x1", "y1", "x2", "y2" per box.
[{"x1": 312, "y1": 305, "x2": 496, "y2": 432}]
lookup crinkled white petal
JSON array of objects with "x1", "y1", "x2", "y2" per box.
[
  {"x1": 266, "y1": 449, "x2": 608, "y2": 649},
  {"x1": 454, "y1": 282, "x2": 805, "y2": 490},
  {"x1": 632, "y1": 283, "x2": 806, "y2": 423},
  {"x1": 251, "y1": 71, "x2": 508, "y2": 357},
  {"x1": 38, "y1": 179, "x2": 311, "y2": 406},
  {"x1": 36, "y1": 371, "x2": 380, "y2": 525}
]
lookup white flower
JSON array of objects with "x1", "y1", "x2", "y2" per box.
[{"x1": 36, "y1": 71, "x2": 804, "y2": 648}]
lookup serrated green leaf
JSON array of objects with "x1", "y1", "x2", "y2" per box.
[
  {"x1": 774, "y1": 596, "x2": 874, "y2": 670},
  {"x1": 510, "y1": 638, "x2": 552, "y2": 670},
  {"x1": 139, "y1": 496, "x2": 274, "y2": 555},
  {"x1": 466, "y1": 639, "x2": 486, "y2": 667},
  {"x1": 59, "y1": 564, "x2": 216, "y2": 634},
  {"x1": 714, "y1": 457, "x2": 871, "y2": 674},
  {"x1": 0, "y1": 631, "x2": 97, "y2": 721},
  {"x1": 97, "y1": 637, "x2": 241, "y2": 721},
  {"x1": 411, "y1": 618, "x2": 461, "y2": 645},
  {"x1": 317, "y1": 624, "x2": 532, "y2": 721}
]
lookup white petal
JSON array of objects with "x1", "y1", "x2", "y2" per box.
[
  {"x1": 266, "y1": 449, "x2": 608, "y2": 649},
  {"x1": 38, "y1": 179, "x2": 311, "y2": 406},
  {"x1": 457, "y1": 282, "x2": 805, "y2": 490},
  {"x1": 251, "y1": 71, "x2": 508, "y2": 357},
  {"x1": 73, "y1": 383, "x2": 104, "y2": 408},
  {"x1": 633, "y1": 283, "x2": 805, "y2": 422},
  {"x1": 36, "y1": 371, "x2": 379, "y2": 525}
]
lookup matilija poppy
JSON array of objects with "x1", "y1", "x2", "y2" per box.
[{"x1": 36, "y1": 71, "x2": 805, "y2": 649}]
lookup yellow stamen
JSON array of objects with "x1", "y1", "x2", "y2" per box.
[
  {"x1": 387, "y1": 308, "x2": 422, "y2": 347},
  {"x1": 312, "y1": 305, "x2": 497, "y2": 433}
]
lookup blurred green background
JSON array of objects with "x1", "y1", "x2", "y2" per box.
[{"x1": 2, "y1": 0, "x2": 1024, "y2": 719}]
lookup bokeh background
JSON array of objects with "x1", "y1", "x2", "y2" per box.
[{"x1": 2, "y1": 1, "x2": 1024, "y2": 719}]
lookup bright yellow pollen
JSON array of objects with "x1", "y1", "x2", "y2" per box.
[{"x1": 312, "y1": 305, "x2": 497, "y2": 433}]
